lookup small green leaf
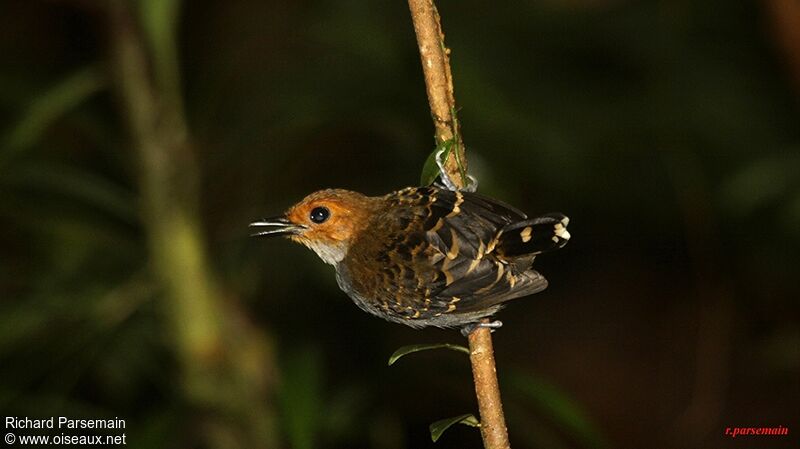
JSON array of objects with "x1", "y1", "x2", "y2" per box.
[
  {"x1": 419, "y1": 139, "x2": 454, "y2": 186},
  {"x1": 387, "y1": 342, "x2": 469, "y2": 366},
  {"x1": 420, "y1": 149, "x2": 439, "y2": 186},
  {"x1": 429, "y1": 413, "x2": 480, "y2": 442}
]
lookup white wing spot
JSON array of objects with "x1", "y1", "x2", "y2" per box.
[
  {"x1": 554, "y1": 222, "x2": 571, "y2": 240},
  {"x1": 520, "y1": 226, "x2": 533, "y2": 243}
]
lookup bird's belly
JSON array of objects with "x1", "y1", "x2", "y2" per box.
[{"x1": 334, "y1": 264, "x2": 417, "y2": 325}]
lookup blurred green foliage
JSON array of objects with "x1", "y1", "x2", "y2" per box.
[{"x1": 1, "y1": 0, "x2": 798, "y2": 448}]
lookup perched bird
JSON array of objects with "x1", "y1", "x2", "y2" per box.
[{"x1": 251, "y1": 186, "x2": 570, "y2": 331}]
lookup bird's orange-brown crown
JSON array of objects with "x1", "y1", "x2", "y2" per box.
[{"x1": 282, "y1": 189, "x2": 378, "y2": 264}]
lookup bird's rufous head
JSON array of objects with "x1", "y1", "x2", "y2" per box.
[{"x1": 250, "y1": 189, "x2": 377, "y2": 265}]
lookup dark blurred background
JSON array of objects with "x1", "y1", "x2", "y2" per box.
[{"x1": 1, "y1": 0, "x2": 798, "y2": 448}]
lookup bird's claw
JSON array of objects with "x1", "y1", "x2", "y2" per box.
[
  {"x1": 434, "y1": 147, "x2": 459, "y2": 191},
  {"x1": 463, "y1": 175, "x2": 478, "y2": 192},
  {"x1": 434, "y1": 146, "x2": 478, "y2": 193},
  {"x1": 461, "y1": 320, "x2": 503, "y2": 337}
]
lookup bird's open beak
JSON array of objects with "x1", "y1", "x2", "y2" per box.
[{"x1": 249, "y1": 217, "x2": 306, "y2": 237}]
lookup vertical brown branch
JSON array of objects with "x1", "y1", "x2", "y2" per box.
[
  {"x1": 469, "y1": 320, "x2": 512, "y2": 449},
  {"x1": 407, "y1": 0, "x2": 468, "y2": 187},
  {"x1": 407, "y1": 1, "x2": 511, "y2": 448}
]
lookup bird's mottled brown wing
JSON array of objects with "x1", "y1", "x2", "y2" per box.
[
  {"x1": 361, "y1": 187, "x2": 547, "y2": 323},
  {"x1": 384, "y1": 186, "x2": 525, "y2": 256}
]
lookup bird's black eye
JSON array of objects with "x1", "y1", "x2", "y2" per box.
[{"x1": 309, "y1": 206, "x2": 330, "y2": 224}]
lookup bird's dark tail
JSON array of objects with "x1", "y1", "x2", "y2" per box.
[{"x1": 493, "y1": 213, "x2": 570, "y2": 258}]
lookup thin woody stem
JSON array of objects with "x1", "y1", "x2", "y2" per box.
[
  {"x1": 407, "y1": 1, "x2": 511, "y2": 448},
  {"x1": 469, "y1": 320, "x2": 511, "y2": 449},
  {"x1": 407, "y1": 0, "x2": 468, "y2": 187}
]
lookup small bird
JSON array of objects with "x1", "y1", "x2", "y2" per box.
[{"x1": 251, "y1": 186, "x2": 570, "y2": 331}]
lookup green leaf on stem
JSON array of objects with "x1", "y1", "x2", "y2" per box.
[
  {"x1": 429, "y1": 413, "x2": 480, "y2": 442},
  {"x1": 420, "y1": 139, "x2": 454, "y2": 186},
  {"x1": 387, "y1": 342, "x2": 469, "y2": 366}
]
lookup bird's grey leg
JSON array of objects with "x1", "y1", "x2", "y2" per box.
[
  {"x1": 435, "y1": 147, "x2": 459, "y2": 191},
  {"x1": 435, "y1": 146, "x2": 479, "y2": 193},
  {"x1": 463, "y1": 174, "x2": 478, "y2": 192},
  {"x1": 461, "y1": 320, "x2": 503, "y2": 337}
]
